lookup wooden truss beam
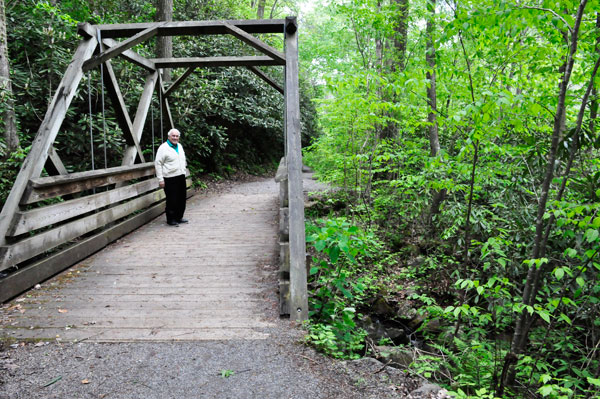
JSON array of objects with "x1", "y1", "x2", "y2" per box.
[
  {"x1": 247, "y1": 66, "x2": 283, "y2": 94},
  {"x1": 122, "y1": 72, "x2": 159, "y2": 166},
  {"x1": 83, "y1": 25, "x2": 163, "y2": 72},
  {"x1": 103, "y1": 60, "x2": 146, "y2": 163},
  {"x1": 151, "y1": 56, "x2": 284, "y2": 68},
  {"x1": 0, "y1": 36, "x2": 98, "y2": 250},
  {"x1": 91, "y1": 20, "x2": 286, "y2": 39},
  {"x1": 164, "y1": 67, "x2": 196, "y2": 98},
  {"x1": 223, "y1": 22, "x2": 285, "y2": 64},
  {"x1": 102, "y1": 39, "x2": 156, "y2": 72}
]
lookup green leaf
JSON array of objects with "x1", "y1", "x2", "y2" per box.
[
  {"x1": 309, "y1": 266, "x2": 319, "y2": 275},
  {"x1": 559, "y1": 313, "x2": 572, "y2": 325},
  {"x1": 554, "y1": 267, "x2": 564, "y2": 280},
  {"x1": 538, "y1": 310, "x2": 551, "y2": 324},
  {"x1": 539, "y1": 385, "x2": 554, "y2": 397},
  {"x1": 587, "y1": 377, "x2": 600, "y2": 387},
  {"x1": 585, "y1": 229, "x2": 599, "y2": 243},
  {"x1": 328, "y1": 246, "x2": 340, "y2": 263}
]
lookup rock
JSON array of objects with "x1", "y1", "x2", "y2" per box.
[
  {"x1": 376, "y1": 345, "x2": 416, "y2": 369},
  {"x1": 408, "y1": 383, "x2": 451, "y2": 399},
  {"x1": 372, "y1": 297, "x2": 395, "y2": 317}
]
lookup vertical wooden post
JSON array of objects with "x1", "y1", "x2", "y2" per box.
[
  {"x1": 284, "y1": 16, "x2": 308, "y2": 321},
  {"x1": 0, "y1": 35, "x2": 98, "y2": 248}
]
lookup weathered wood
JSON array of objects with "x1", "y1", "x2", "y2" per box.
[
  {"x1": 279, "y1": 178, "x2": 288, "y2": 207},
  {"x1": 159, "y1": 75, "x2": 175, "y2": 130},
  {"x1": 284, "y1": 16, "x2": 307, "y2": 321},
  {"x1": 95, "y1": 19, "x2": 286, "y2": 39},
  {"x1": 77, "y1": 22, "x2": 96, "y2": 39},
  {"x1": 102, "y1": 38, "x2": 156, "y2": 71},
  {"x1": 9, "y1": 178, "x2": 160, "y2": 236},
  {"x1": 46, "y1": 146, "x2": 69, "y2": 176},
  {"x1": 0, "y1": 189, "x2": 166, "y2": 271},
  {"x1": 0, "y1": 36, "x2": 98, "y2": 248},
  {"x1": 223, "y1": 22, "x2": 285, "y2": 64},
  {"x1": 279, "y1": 279, "x2": 290, "y2": 316},
  {"x1": 275, "y1": 157, "x2": 287, "y2": 182},
  {"x1": 103, "y1": 60, "x2": 145, "y2": 163},
  {"x1": 121, "y1": 72, "x2": 159, "y2": 166},
  {"x1": 279, "y1": 241, "x2": 290, "y2": 274},
  {"x1": 279, "y1": 207, "x2": 289, "y2": 241},
  {"x1": 83, "y1": 25, "x2": 163, "y2": 72},
  {"x1": 164, "y1": 67, "x2": 196, "y2": 98},
  {"x1": 0, "y1": 201, "x2": 166, "y2": 303},
  {"x1": 248, "y1": 66, "x2": 283, "y2": 94},
  {"x1": 151, "y1": 56, "x2": 284, "y2": 68},
  {"x1": 21, "y1": 163, "x2": 155, "y2": 204}
]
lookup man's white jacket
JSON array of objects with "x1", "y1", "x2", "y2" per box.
[{"x1": 154, "y1": 141, "x2": 187, "y2": 182}]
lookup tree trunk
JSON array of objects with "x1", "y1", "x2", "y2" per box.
[
  {"x1": 156, "y1": 0, "x2": 173, "y2": 82},
  {"x1": 591, "y1": 13, "x2": 600, "y2": 135},
  {"x1": 499, "y1": 0, "x2": 589, "y2": 393},
  {"x1": 257, "y1": 0, "x2": 266, "y2": 19},
  {"x1": 392, "y1": 0, "x2": 409, "y2": 71},
  {"x1": 425, "y1": 0, "x2": 440, "y2": 157},
  {"x1": 0, "y1": 0, "x2": 18, "y2": 152}
]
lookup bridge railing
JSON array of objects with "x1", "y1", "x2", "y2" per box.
[{"x1": 0, "y1": 162, "x2": 190, "y2": 302}]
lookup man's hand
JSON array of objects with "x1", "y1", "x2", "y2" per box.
[{"x1": 159, "y1": 180, "x2": 165, "y2": 188}]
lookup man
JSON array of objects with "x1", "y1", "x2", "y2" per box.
[{"x1": 155, "y1": 128, "x2": 188, "y2": 226}]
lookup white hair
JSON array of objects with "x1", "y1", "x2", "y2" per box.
[{"x1": 168, "y1": 128, "x2": 180, "y2": 137}]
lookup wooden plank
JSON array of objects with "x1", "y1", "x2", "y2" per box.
[
  {"x1": 102, "y1": 38, "x2": 156, "y2": 72},
  {"x1": 83, "y1": 25, "x2": 163, "y2": 72},
  {"x1": 103, "y1": 60, "x2": 145, "y2": 163},
  {"x1": 248, "y1": 66, "x2": 283, "y2": 94},
  {"x1": 9, "y1": 178, "x2": 160, "y2": 236},
  {"x1": 121, "y1": 72, "x2": 159, "y2": 166},
  {"x1": 151, "y1": 56, "x2": 284, "y2": 68},
  {"x1": 164, "y1": 67, "x2": 196, "y2": 98},
  {"x1": 0, "y1": 36, "x2": 98, "y2": 249},
  {"x1": 284, "y1": 16, "x2": 308, "y2": 322},
  {"x1": 223, "y1": 22, "x2": 285, "y2": 64},
  {"x1": 77, "y1": 22, "x2": 96, "y2": 39},
  {"x1": 0, "y1": 201, "x2": 165, "y2": 303},
  {"x1": 21, "y1": 163, "x2": 155, "y2": 204},
  {"x1": 95, "y1": 20, "x2": 286, "y2": 38},
  {"x1": 0, "y1": 189, "x2": 166, "y2": 271}
]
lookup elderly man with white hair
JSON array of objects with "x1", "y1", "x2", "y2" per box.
[{"x1": 155, "y1": 128, "x2": 188, "y2": 226}]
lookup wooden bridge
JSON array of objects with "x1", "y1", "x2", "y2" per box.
[
  {"x1": 1, "y1": 176, "x2": 319, "y2": 341},
  {"x1": 0, "y1": 18, "x2": 309, "y2": 329}
]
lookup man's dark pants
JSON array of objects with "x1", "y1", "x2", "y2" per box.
[{"x1": 163, "y1": 174, "x2": 186, "y2": 223}]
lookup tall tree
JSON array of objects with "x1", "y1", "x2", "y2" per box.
[
  {"x1": 425, "y1": 0, "x2": 439, "y2": 157},
  {"x1": 156, "y1": 0, "x2": 173, "y2": 82},
  {"x1": 0, "y1": 0, "x2": 18, "y2": 152},
  {"x1": 257, "y1": 0, "x2": 266, "y2": 19}
]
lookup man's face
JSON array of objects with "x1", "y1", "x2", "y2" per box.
[{"x1": 169, "y1": 131, "x2": 180, "y2": 144}]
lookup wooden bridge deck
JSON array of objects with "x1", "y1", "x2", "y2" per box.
[{"x1": 0, "y1": 178, "x2": 282, "y2": 342}]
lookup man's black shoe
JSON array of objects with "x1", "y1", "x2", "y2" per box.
[
  {"x1": 167, "y1": 220, "x2": 179, "y2": 226},
  {"x1": 177, "y1": 218, "x2": 189, "y2": 224}
]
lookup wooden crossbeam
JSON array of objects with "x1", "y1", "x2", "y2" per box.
[
  {"x1": 151, "y1": 56, "x2": 284, "y2": 68},
  {"x1": 46, "y1": 146, "x2": 69, "y2": 175},
  {"x1": 93, "y1": 20, "x2": 286, "y2": 38},
  {"x1": 247, "y1": 66, "x2": 283, "y2": 94},
  {"x1": 164, "y1": 67, "x2": 196, "y2": 98},
  {"x1": 122, "y1": 72, "x2": 159, "y2": 166},
  {"x1": 83, "y1": 25, "x2": 163, "y2": 72},
  {"x1": 102, "y1": 39, "x2": 156, "y2": 72},
  {"x1": 103, "y1": 60, "x2": 146, "y2": 163},
  {"x1": 223, "y1": 22, "x2": 285, "y2": 64}
]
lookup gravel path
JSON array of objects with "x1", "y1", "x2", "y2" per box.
[{"x1": 0, "y1": 174, "x2": 444, "y2": 399}]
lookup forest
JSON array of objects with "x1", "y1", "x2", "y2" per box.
[{"x1": 1, "y1": 0, "x2": 599, "y2": 398}]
